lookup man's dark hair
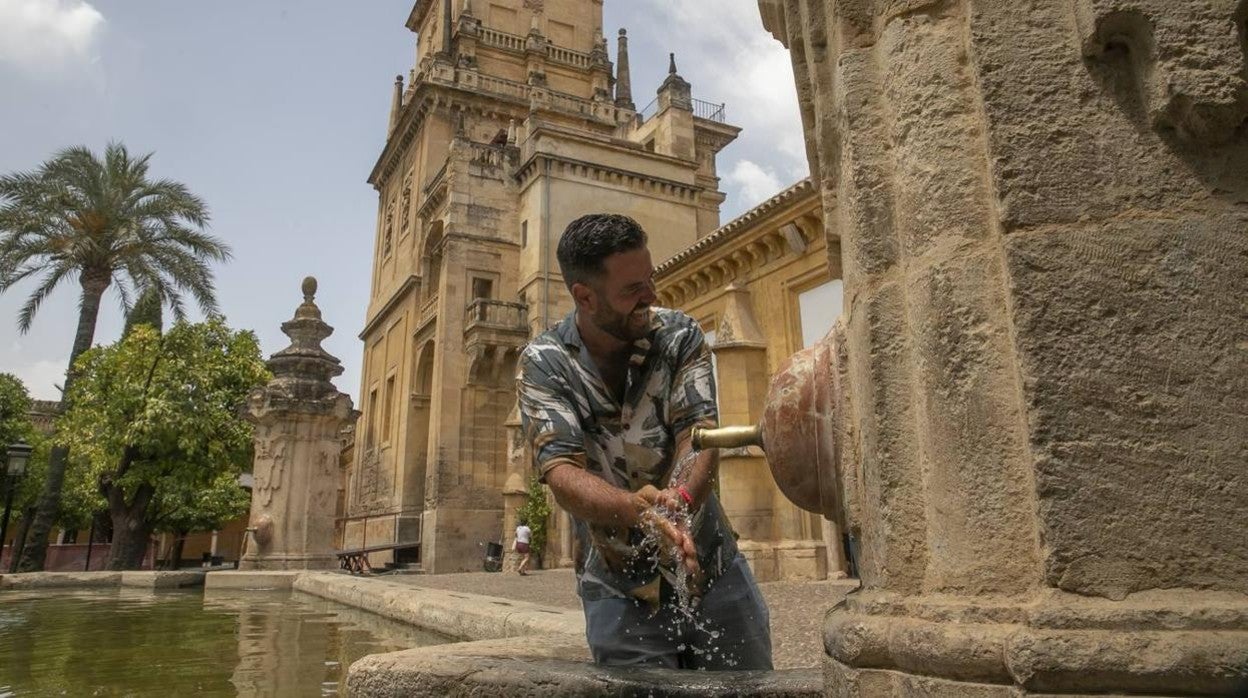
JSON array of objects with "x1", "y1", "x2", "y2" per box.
[{"x1": 556, "y1": 214, "x2": 648, "y2": 290}]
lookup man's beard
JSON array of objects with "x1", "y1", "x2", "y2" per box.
[{"x1": 592, "y1": 302, "x2": 651, "y2": 342}]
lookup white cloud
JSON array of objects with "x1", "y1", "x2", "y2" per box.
[
  {"x1": 0, "y1": 0, "x2": 104, "y2": 75},
  {"x1": 724, "y1": 159, "x2": 784, "y2": 205},
  {"x1": 3, "y1": 357, "x2": 68, "y2": 401},
  {"x1": 628, "y1": 0, "x2": 808, "y2": 212}
]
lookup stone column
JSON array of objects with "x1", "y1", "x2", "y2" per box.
[
  {"x1": 759, "y1": 0, "x2": 1248, "y2": 694},
  {"x1": 711, "y1": 285, "x2": 779, "y2": 580},
  {"x1": 241, "y1": 278, "x2": 358, "y2": 571},
  {"x1": 502, "y1": 404, "x2": 528, "y2": 572},
  {"x1": 557, "y1": 510, "x2": 574, "y2": 570}
]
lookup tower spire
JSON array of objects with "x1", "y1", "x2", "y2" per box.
[{"x1": 615, "y1": 28, "x2": 635, "y2": 110}]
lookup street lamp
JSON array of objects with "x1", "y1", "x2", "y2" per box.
[{"x1": 1, "y1": 440, "x2": 32, "y2": 567}]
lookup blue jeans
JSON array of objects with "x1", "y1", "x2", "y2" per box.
[{"x1": 581, "y1": 555, "x2": 773, "y2": 670}]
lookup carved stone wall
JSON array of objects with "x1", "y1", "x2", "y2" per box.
[{"x1": 760, "y1": 0, "x2": 1247, "y2": 694}]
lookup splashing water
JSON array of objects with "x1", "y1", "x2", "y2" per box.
[
  {"x1": 668, "y1": 449, "x2": 699, "y2": 492},
  {"x1": 626, "y1": 448, "x2": 741, "y2": 667},
  {"x1": 662, "y1": 448, "x2": 703, "y2": 613}
]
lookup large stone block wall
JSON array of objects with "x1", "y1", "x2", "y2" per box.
[{"x1": 762, "y1": 0, "x2": 1247, "y2": 693}]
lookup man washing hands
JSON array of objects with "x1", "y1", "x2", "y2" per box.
[{"x1": 518, "y1": 214, "x2": 773, "y2": 670}]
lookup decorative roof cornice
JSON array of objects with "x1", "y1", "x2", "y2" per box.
[
  {"x1": 514, "y1": 151, "x2": 700, "y2": 201},
  {"x1": 655, "y1": 177, "x2": 815, "y2": 278},
  {"x1": 654, "y1": 178, "x2": 826, "y2": 309}
]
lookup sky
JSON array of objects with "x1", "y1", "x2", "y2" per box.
[{"x1": 0, "y1": 0, "x2": 808, "y2": 403}]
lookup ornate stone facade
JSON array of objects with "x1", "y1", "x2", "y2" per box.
[
  {"x1": 348, "y1": 0, "x2": 741, "y2": 573},
  {"x1": 758, "y1": 0, "x2": 1247, "y2": 694}
]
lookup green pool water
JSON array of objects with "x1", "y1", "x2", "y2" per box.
[{"x1": 0, "y1": 587, "x2": 451, "y2": 697}]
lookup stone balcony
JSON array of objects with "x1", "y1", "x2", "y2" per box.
[{"x1": 464, "y1": 299, "x2": 529, "y2": 384}]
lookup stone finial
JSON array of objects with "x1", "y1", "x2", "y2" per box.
[
  {"x1": 507, "y1": 119, "x2": 518, "y2": 145},
  {"x1": 669, "y1": 52, "x2": 677, "y2": 75},
  {"x1": 293, "y1": 276, "x2": 323, "y2": 322},
  {"x1": 257, "y1": 276, "x2": 346, "y2": 406},
  {"x1": 462, "y1": 0, "x2": 472, "y2": 13}
]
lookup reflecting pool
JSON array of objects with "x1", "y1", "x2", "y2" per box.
[{"x1": 0, "y1": 588, "x2": 451, "y2": 697}]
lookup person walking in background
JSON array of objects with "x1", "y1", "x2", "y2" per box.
[{"x1": 514, "y1": 518, "x2": 532, "y2": 575}]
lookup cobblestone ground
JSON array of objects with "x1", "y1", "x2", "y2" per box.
[{"x1": 380, "y1": 567, "x2": 857, "y2": 670}]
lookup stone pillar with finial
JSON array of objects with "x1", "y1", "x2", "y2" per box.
[
  {"x1": 524, "y1": 11, "x2": 548, "y2": 87},
  {"x1": 239, "y1": 277, "x2": 358, "y2": 571},
  {"x1": 648, "y1": 51, "x2": 695, "y2": 160},
  {"x1": 456, "y1": 0, "x2": 479, "y2": 67},
  {"x1": 657, "y1": 52, "x2": 693, "y2": 112},
  {"x1": 589, "y1": 27, "x2": 612, "y2": 102},
  {"x1": 614, "y1": 28, "x2": 635, "y2": 110},
  {"x1": 388, "y1": 74, "x2": 404, "y2": 133}
]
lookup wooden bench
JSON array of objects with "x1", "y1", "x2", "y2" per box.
[{"x1": 335, "y1": 542, "x2": 421, "y2": 575}]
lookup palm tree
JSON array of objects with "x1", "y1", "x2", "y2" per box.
[{"x1": 0, "y1": 142, "x2": 230, "y2": 571}]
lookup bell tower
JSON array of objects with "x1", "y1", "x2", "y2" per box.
[{"x1": 348, "y1": 0, "x2": 741, "y2": 573}]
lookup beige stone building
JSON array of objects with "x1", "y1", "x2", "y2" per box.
[
  {"x1": 653, "y1": 178, "x2": 848, "y2": 581},
  {"x1": 345, "y1": 0, "x2": 741, "y2": 573}
]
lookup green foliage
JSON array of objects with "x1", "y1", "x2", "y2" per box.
[
  {"x1": 18, "y1": 432, "x2": 96, "y2": 531},
  {"x1": 123, "y1": 287, "x2": 164, "y2": 337},
  {"x1": 57, "y1": 317, "x2": 268, "y2": 533},
  {"x1": 0, "y1": 142, "x2": 230, "y2": 330},
  {"x1": 516, "y1": 475, "x2": 551, "y2": 559},
  {"x1": 152, "y1": 470, "x2": 250, "y2": 534},
  {"x1": 0, "y1": 377, "x2": 94, "y2": 529},
  {"x1": 0, "y1": 372, "x2": 33, "y2": 450},
  {"x1": 1, "y1": 143, "x2": 232, "y2": 568}
]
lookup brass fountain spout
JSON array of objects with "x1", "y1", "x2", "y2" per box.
[{"x1": 691, "y1": 424, "x2": 763, "y2": 451}]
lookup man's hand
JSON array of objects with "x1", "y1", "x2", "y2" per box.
[{"x1": 632, "y1": 485, "x2": 699, "y2": 576}]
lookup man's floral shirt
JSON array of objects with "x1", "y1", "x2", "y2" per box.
[{"x1": 517, "y1": 307, "x2": 738, "y2": 602}]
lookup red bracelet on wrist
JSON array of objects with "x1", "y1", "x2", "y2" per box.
[{"x1": 677, "y1": 485, "x2": 694, "y2": 507}]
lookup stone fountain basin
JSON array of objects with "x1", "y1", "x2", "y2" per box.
[
  {"x1": 202, "y1": 570, "x2": 823, "y2": 697},
  {"x1": 346, "y1": 634, "x2": 822, "y2": 697}
]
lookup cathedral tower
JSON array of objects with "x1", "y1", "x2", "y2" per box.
[{"x1": 347, "y1": 0, "x2": 740, "y2": 572}]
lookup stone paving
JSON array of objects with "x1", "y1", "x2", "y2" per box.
[{"x1": 380, "y1": 568, "x2": 857, "y2": 670}]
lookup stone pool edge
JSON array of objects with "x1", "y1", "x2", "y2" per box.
[
  {"x1": 0, "y1": 569, "x2": 209, "y2": 590},
  {"x1": 276, "y1": 572, "x2": 822, "y2": 697},
  {"x1": 289, "y1": 571, "x2": 586, "y2": 641}
]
